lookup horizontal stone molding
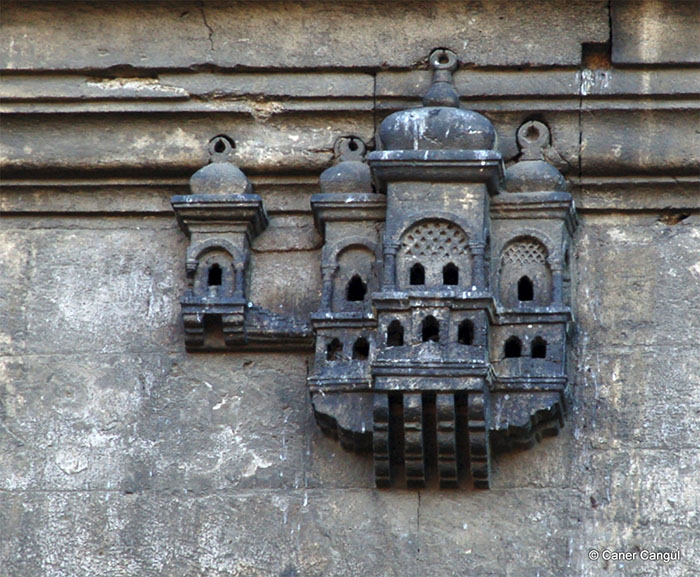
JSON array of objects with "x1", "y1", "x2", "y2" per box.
[
  {"x1": 1, "y1": 175, "x2": 699, "y2": 215},
  {"x1": 1, "y1": 67, "x2": 697, "y2": 180},
  {"x1": 2, "y1": 69, "x2": 697, "y2": 113}
]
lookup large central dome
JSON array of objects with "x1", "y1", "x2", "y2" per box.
[{"x1": 377, "y1": 49, "x2": 496, "y2": 152}]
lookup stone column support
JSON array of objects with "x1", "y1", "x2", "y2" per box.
[
  {"x1": 320, "y1": 264, "x2": 336, "y2": 311},
  {"x1": 470, "y1": 241, "x2": 486, "y2": 290},
  {"x1": 234, "y1": 264, "x2": 246, "y2": 299},
  {"x1": 382, "y1": 243, "x2": 399, "y2": 290},
  {"x1": 550, "y1": 259, "x2": 563, "y2": 306}
]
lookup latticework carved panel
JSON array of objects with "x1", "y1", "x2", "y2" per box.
[
  {"x1": 401, "y1": 221, "x2": 469, "y2": 259},
  {"x1": 500, "y1": 238, "x2": 547, "y2": 267}
]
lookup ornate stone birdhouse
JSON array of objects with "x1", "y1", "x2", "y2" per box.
[
  {"x1": 174, "y1": 50, "x2": 577, "y2": 490},
  {"x1": 307, "y1": 50, "x2": 577, "y2": 489}
]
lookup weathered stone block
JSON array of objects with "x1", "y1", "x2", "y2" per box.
[
  {"x1": 576, "y1": 214, "x2": 700, "y2": 348},
  {"x1": 612, "y1": 0, "x2": 700, "y2": 65},
  {"x1": 297, "y1": 490, "x2": 418, "y2": 577},
  {"x1": 1, "y1": 1, "x2": 609, "y2": 70},
  {"x1": 16, "y1": 219, "x2": 184, "y2": 355},
  {"x1": 417, "y1": 489, "x2": 585, "y2": 576},
  {"x1": 0, "y1": 491, "x2": 303, "y2": 577},
  {"x1": 0, "y1": 352, "x2": 309, "y2": 493}
]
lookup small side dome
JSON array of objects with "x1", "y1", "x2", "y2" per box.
[
  {"x1": 376, "y1": 49, "x2": 496, "y2": 152},
  {"x1": 504, "y1": 120, "x2": 568, "y2": 193},
  {"x1": 190, "y1": 162, "x2": 251, "y2": 195},
  {"x1": 189, "y1": 135, "x2": 252, "y2": 195},
  {"x1": 505, "y1": 160, "x2": 568, "y2": 193},
  {"x1": 320, "y1": 137, "x2": 373, "y2": 194}
]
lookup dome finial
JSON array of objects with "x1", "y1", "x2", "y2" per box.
[
  {"x1": 319, "y1": 136, "x2": 372, "y2": 194},
  {"x1": 505, "y1": 121, "x2": 568, "y2": 193},
  {"x1": 517, "y1": 121, "x2": 549, "y2": 161},
  {"x1": 189, "y1": 135, "x2": 251, "y2": 195},
  {"x1": 423, "y1": 49, "x2": 460, "y2": 108}
]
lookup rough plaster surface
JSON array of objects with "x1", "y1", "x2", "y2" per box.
[{"x1": 1, "y1": 1, "x2": 699, "y2": 576}]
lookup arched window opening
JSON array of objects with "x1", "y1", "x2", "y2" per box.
[
  {"x1": 443, "y1": 262, "x2": 459, "y2": 285},
  {"x1": 352, "y1": 337, "x2": 370, "y2": 360},
  {"x1": 346, "y1": 274, "x2": 367, "y2": 302},
  {"x1": 504, "y1": 336, "x2": 522, "y2": 358},
  {"x1": 518, "y1": 276, "x2": 534, "y2": 301},
  {"x1": 387, "y1": 320, "x2": 404, "y2": 347},
  {"x1": 458, "y1": 319, "x2": 474, "y2": 345},
  {"x1": 208, "y1": 263, "x2": 223, "y2": 286},
  {"x1": 410, "y1": 263, "x2": 425, "y2": 285},
  {"x1": 531, "y1": 337, "x2": 547, "y2": 359},
  {"x1": 421, "y1": 315, "x2": 440, "y2": 343},
  {"x1": 326, "y1": 338, "x2": 342, "y2": 361}
]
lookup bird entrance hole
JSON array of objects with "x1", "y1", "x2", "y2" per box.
[
  {"x1": 518, "y1": 276, "x2": 534, "y2": 301},
  {"x1": 387, "y1": 320, "x2": 404, "y2": 347},
  {"x1": 504, "y1": 336, "x2": 522, "y2": 358},
  {"x1": 458, "y1": 320, "x2": 474, "y2": 345},
  {"x1": 410, "y1": 263, "x2": 425, "y2": 285},
  {"x1": 531, "y1": 337, "x2": 547, "y2": 359},
  {"x1": 346, "y1": 275, "x2": 367, "y2": 302},
  {"x1": 352, "y1": 338, "x2": 370, "y2": 360},
  {"x1": 208, "y1": 263, "x2": 222, "y2": 286},
  {"x1": 421, "y1": 316, "x2": 440, "y2": 343},
  {"x1": 326, "y1": 338, "x2": 342, "y2": 361},
  {"x1": 443, "y1": 263, "x2": 459, "y2": 285}
]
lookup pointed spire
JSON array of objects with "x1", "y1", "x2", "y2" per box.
[{"x1": 422, "y1": 49, "x2": 460, "y2": 108}]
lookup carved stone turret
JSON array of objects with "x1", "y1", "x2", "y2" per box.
[
  {"x1": 309, "y1": 136, "x2": 385, "y2": 452},
  {"x1": 171, "y1": 136, "x2": 312, "y2": 351}
]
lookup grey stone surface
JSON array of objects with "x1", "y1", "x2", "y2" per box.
[
  {"x1": 612, "y1": 0, "x2": 700, "y2": 65},
  {"x1": 0, "y1": 111, "x2": 374, "y2": 176},
  {"x1": 1, "y1": 1, "x2": 699, "y2": 576},
  {"x1": 2, "y1": 1, "x2": 609, "y2": 70}
]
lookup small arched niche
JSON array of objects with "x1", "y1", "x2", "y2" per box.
[
  {"x1": 326, "y1": 338, "x2": 343, "y2": 361},
  {"x1": 397, "y1": 220, "x2": 471, "y2": 289},
  {"x1": 421, "y1": 315, "x2": 440, "y2": 343},
  {"x1": 352, "y1": 337, "x2": 370, "y2": 360},
  {"x1": 332, "y1": 245, "x2": 376, "y2": 312},
  {"x1": 531, "y1": 337, "x2": 547, "y2": 359},
  {"x1": 443, "y1": 262, "x2": 459, "y2": 285},
  {"x1": 499, "y1": 238, "x2": 551, "y2": 308},
  {"x1": 387, "y1": 320, "x2": 404, "y2": 347},
  {"x1": 504, "y1": 336, "x2": 522, "y2": 358},
  {"x1": 458, "y1": 319, "x2": 474, "y2": 345},
  {"x1": 194, "y1": 250, "x2": 235, "y2": 296}
]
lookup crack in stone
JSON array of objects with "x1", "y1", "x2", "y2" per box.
[{"x1": 199, "y1": 3, "x2": 215, "y2": 52}]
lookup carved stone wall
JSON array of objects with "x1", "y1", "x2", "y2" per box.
[{"x1": 1, "y1": 1, "x2": 699, "y2": 576}]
